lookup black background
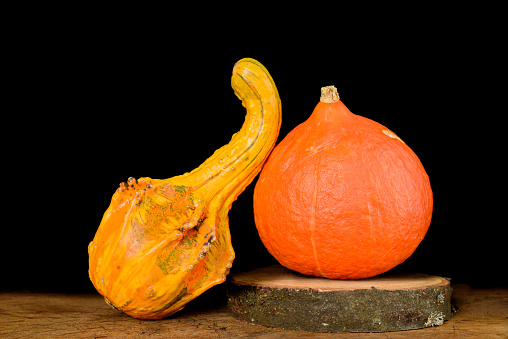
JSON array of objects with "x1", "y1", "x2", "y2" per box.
[{"x1": 3, "y1": 13, "x2": 505, "y2": 295}]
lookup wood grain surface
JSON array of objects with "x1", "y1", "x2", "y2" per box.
[
  {"x1": 0, "y1": 284, "x2": 507, "y2": 338},
  {"x1": 229, "y1": 265, "x2": 450, "y2": 290}
]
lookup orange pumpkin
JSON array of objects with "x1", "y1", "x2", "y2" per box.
[
  {"x1": 253, "y1": 86, "x2": 432, "y2": 279},
  {"x1": 88, "y1": 58, "x2": 281, "y2": 319}
]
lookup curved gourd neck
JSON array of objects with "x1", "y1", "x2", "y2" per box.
[{"x1": 178, "y1": 58, "x2": 281, "y2": 200}]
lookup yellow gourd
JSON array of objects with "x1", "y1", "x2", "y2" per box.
[{"x1": 88, "y1": 58, "x2": 281, "y2": 319}]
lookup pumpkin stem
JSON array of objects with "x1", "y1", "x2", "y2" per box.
[{"x1": 320, "y1": 86, "x2": 340, "y2": 103}]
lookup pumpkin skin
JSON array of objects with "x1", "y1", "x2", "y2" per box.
[
  {"x1": 88, "y1": 58, "x2": 281, "y2": 319},
  {"x1": 253, "y1": 86, "x2": 432, "y2": 280}
]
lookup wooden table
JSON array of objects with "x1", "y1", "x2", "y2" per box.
[{"x1": 1, "y1": 284, "x2": 507, "y2": 338}]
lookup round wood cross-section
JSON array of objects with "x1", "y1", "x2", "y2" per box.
[{"x1": 227, "y1": 265, "x2": 452, "y2": 333}]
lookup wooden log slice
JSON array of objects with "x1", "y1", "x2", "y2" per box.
[{"x1": 227, "y1": 264, "x2": 452, "y2": 333}]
